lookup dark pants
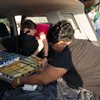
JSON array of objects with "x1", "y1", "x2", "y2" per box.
[
  {"x1": 0, "y1": 78, "x2": 99, "y2": 100},
  {"x1": 0, "y1": 79, "x2": 24, "y2": 100},
  {"x1": 0, "y1": 79, "x2": 14, "y2": 100}
]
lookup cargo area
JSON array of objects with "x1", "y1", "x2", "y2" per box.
[{"x1": 0, "y1": 0, "x2": 100, "y2": 99}]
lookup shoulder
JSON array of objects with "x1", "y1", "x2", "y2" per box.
[
  {"x1": 36, "y1": 24, "x2": 50, "y2": 31},
  {"x1": 36, "y1": 24, "x2": 50, "y2": 28},
  {"x1": 36, "y1": 24, "x2": 50, "y2": 34},
  {"x1": 95, "y1": 18, "x2": 100, "y2": 23}
]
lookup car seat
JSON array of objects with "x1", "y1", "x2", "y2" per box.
[{"x1": 0, "y1": 23, "x2": 15, "y2": 52}]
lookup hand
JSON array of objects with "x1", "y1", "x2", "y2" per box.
[
  {"x1": 11, "y1": 77, "x2": 20, "y2": 88},
  {"x1": 36, "y1": 67, "x2": 45, "y2": 74},
  {"x1": 39, "y1": 58, "x2": 47, "y2": 67}
]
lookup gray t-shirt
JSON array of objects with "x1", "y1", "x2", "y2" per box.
[{"x1": 51, "y1": 39, "x2": 100, "y2": 94}]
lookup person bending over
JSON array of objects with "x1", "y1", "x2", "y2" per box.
[{"x1": 21, "y1": 20, "x2": 50, "y2": 67}]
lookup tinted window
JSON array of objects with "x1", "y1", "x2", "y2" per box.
[
  {"x1": 0, "y1": 18, "x2": 11, "y2": 36},
  {"x1": 26, "y1": 16, "x2": 48, "y2": 24}
]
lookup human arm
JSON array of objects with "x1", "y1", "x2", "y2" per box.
[
  {"x1": 33, "y1": 37, "x2": 44, "y2": 56},
  {"x1": 39, "y1": 32, "x2": 48, "y2": 67},
  {"x1": 36, "y1": 67, "x2": 45, "y2": 74},
  {"x1": 88, "y1": 12, "x2": 94, "y2": 21},
  {"x1": 11, "y1": 64, "x2": 68, "y2": 88}
]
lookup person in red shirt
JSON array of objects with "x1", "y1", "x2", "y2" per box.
[{"x1": 21, "y1": 19, "x2": 50, "y2": 67}]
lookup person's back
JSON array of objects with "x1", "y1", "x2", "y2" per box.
[
  {"x1": 62, "y1": 39, "x2": 100, "y2": 94},
  {"x1": 34, "y1": 23, "x2": 50, "y2": 39}
]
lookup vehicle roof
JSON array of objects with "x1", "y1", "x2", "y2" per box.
[
  {"x1": 0, "y1": 0, "x2": 84, "y2": 16},
  {"x1": 0, "y1": 0, "x2": 100, "y2": 46}
]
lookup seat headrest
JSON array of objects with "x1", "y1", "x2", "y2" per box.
[{"x1": 0, "y1": 23, "x2": 9, "y2": 37}]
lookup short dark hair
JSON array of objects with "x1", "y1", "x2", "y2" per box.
[
  {"x1": 21, "y1": 19, "x2": 36, "y2": 32},
  {"x1": 47, "y1": 20, "x2": 74, "y2": 44}
]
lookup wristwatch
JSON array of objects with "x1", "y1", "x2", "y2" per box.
[
  {"x1": 17, "y1": 78, "x2": 20, "y2": 85},
  {"x1": 44, "y1": 56, "x2": 48, "y2": 59}
]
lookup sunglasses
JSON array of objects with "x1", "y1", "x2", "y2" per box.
[{"x1": 25, "y1": 30, "x2": 30, "y2": 34}]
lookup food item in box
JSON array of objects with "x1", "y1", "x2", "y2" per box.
[
  {"x1": 27, "y1": 67, "x2": 35, "y2": 74},
  {"x1": 24, "y1": 65, "x2": 31, "y2": 69},
  {"x1": 31, "y1": 55, "x2": 37, "y2": 58},
  {"x1": 14, "y1": 57, "x2": 20, "y2": 61},
  {"x1": 17, "y1": 63, "x2": 27, "y2": 68},
  {"x1": 2, "y1": 69, "x2": 11, "y2": 77},
  {"x1": 23, "y1": 72, "x2": 29, "y2": 77},
  {"x1": 16, "y1": 63, "x2": 21, "y2": 67},
  {"x1": 0, "y1": 57, "x2": 3, "y2": 68},
  {"x1": 7, "y1": 70, "x2": 17, "y2": 78},
  {"x1": 2, "y1": 69, "x2": 12, "y2": 76},
  {"x1": 3, "y1": 57, "x2": 10, "y2": 66},
  {"x1": 33, "y1": 62, "x2": 39, "y2": 65},
  {"x1": 12, "y1": 66, "x2": 20, "y2": 71},
  {"x1": 28, "y1": 60, "x2": 35, "y2": 64},
  {"x1": 8, "y1": 71, "x2": 17, "y2": 76},
  {"x1": 36, "y1": 57, "x2": 42, "y2": 61},
  {"x1": 9, "y1": 57, "x2": 15, "y2": 64},
  {"x1": 27, "y1": 67, "x2": 35, "y2": 71},
  {"x1": 27, "y1": 56, "x2": 33, "y2": 60},
  {"x1": 0, "y1": 72, "x2": 2, "y2": 75},
  {"x1": 21, "y1": 61, "x2": 29, "y2": 64},
  {"x1": 20, "y1": 70, "x2": 29, "y2": 77},
  {"x1": 23, "y1": 58, "x2": 30, "y2": 62},
  {"x1": 21, "y1": 60, "x2": 27, "y2": 64},
  {"x1": 1, "y1": 68, "x2": 15, "y2": 78},
  {"x1": 30, "y1": 64, "x2": 37, "y2": 67},
  {"x1": 38, "y1": 61, "x2": 42, "y2": 64},
  {"x1": 1, "y1": 69, "x2": 10, "y2": 73},
  {"x1": 12, "y1": 73, "x2": 22, "y2": 78},
  {"x1": 9, "y1": 65, "x2": 17, "y2": 69},
  {"x1": 17, "y1": 68, "x2": 25, "y2": 73},
  {"x1": 7, "y1": 70, "x2": 14, "y2": 75},
  {"x1": 21, "y1": 60, "x2": 24, "y2": 63},
  {"x1": 20, "y1": 63, "x2": 27, "y2": 67},
  {"x1": 20, "y1": 69, "x2": 29, "y2": 74},
  {"x1": 26, "y1": 62, "x2": 31, "y2": 64}
]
